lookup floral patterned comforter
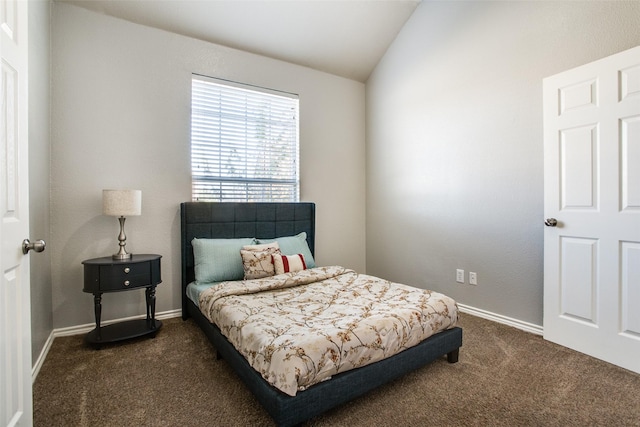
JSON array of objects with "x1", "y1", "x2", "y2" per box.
[{"x1": 199, "y1": 266, "x2": 458, "y2": 396}]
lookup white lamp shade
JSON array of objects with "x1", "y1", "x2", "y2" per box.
[{"x1": 102, "y1": 189, "x2": 142, "y2": 216}]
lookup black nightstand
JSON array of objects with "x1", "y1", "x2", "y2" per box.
[{"x1": 82, "y1": 254, "x2": 162, "y2": 349}]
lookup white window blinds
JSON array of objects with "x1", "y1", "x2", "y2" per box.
[{"x1": 191, "y1": 75, "x2": 300, "y2": 202}]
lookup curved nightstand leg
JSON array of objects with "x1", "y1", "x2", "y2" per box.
[
  {"x1": 94, "y1": 293, "x2": 102, "y2": 341},
  {"x1": 145, "y1": 285, "x2": 157, "y2": 331},
  {"x1": 145, "y1": 287, "x2": 151, "y2": 322}
]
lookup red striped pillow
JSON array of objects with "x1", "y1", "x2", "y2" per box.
[{"x1": 272, "y1": 253, "x2": 307, "y2": 275}]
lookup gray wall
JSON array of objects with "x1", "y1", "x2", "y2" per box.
[
  {"x1": 29, "y1": 0, "x2": 53, "y2": 363},
  {"x1": 50, "y1": 3, "x2": 366, "y2": 329},
  {"x1": 366, "y1": 1, "x2": 640, "y2": 326}
]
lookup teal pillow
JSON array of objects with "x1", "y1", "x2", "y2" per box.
[
  {"x1": 192, "y1": 237, "x2": 255, "y2": 283},
  {"x1": 257, "y1": 232, "x2": 316, "y2": 268}
]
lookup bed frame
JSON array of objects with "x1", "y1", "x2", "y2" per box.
[{"x1": 181, "y1": 202, "x2": 462, "y2": 427}]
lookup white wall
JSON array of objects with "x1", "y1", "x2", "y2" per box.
[
  {"x1": 29, "y1": 0, "x2": 52, "y2": 363},
  {"x1": 366, "y1": 1, "x2": 640, "y2": 325},
  {"x1": 51, "y1": 3, "x2": 365, "y2": 329}
]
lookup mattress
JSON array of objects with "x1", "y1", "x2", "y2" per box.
[{"x1": 196, "y1": 265, "x2": 458, "y2": 396}]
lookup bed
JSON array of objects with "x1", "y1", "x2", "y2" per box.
[{"x1": 181, "y1": 201, "x2": 462, "y2": 426}]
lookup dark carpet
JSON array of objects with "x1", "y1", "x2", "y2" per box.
[{"x1": 33, "y1": 313, "x2": 640, "y2": 426}]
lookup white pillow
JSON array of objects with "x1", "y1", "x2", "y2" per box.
[{"x1": 272, "y1": 253, "x2": 307, "y2": 275}]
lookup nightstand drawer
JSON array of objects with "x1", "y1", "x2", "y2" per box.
[
  {"x1": 99, "y1": 272, "x2": 150, "y2": 291},
  {"x1": 99, "y1": 262, "x2": 150, "y2": 282}
]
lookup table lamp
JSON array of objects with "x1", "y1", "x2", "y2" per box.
[{"x1": 103, "y1": 189, "x2": 142, "y2": 260}]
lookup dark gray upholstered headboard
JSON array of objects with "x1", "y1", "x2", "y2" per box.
[{"x1": 180, "y1": 202, "x2": 316, "y2": 316}]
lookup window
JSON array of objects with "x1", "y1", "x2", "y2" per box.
[{"x1": 191, "y1": 75, "x2": 300, "y2": 202}]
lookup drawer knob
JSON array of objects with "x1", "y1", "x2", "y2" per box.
[
  {"x1": 124, "y1": 280, "x2": 130, "y2": 286},
  {"x1": 124, "y1": 267, "x2": 131, "y2": 273}
]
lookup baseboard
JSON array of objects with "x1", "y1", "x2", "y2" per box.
[
  {"x1": 457, "y1": 303, "x2": 543, "y2": 336},
  {"x1": 31, "y1": 308, "x2": 182, "y2": 383},
  {"x1": 31, "y1": 331, "x2": 55, "y2": 382}
]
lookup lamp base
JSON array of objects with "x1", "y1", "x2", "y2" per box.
[{"x1": 112, "y1": 216, "x2": 132, "y2": 260}]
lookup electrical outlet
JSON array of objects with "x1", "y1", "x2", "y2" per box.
[
  {"x1": 469, "y1": 272, "x2": 478, "y2": 285},
  {"x1": 456, "y1": 269, "x2": 464, "y2": 283}
]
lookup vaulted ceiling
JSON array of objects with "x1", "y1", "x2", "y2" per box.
[{"x1": 58, "y1": 0, "x2": 420, "y2": 82}]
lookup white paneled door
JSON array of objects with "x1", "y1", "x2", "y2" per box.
[
  {"x1": 1, "y1": 0, "x2": 33, "y2": 425},
  {"x1": 543, "y1": 46, "x2": 640, "y2": 374}
]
